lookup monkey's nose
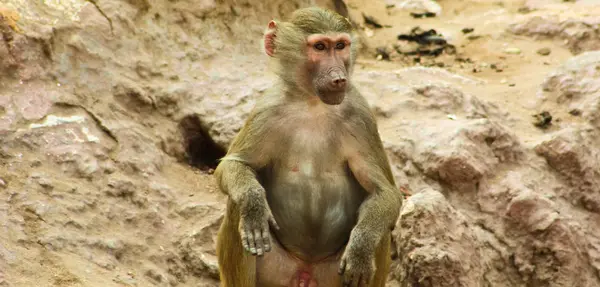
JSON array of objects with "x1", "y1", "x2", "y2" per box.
[{"x1": 330, "y1": 77, "x2": 347, "y2": 89}]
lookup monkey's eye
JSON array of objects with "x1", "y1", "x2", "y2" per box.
[
  {"x1": 335, "y1": 42, "x2": 346, "y2": 50},
  {"x1": 314, "y1": 43, "x2": 326, "y2": 51}
]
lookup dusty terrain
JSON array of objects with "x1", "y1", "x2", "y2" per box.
[{"x1": 1, "y1": 0, "x2": 600, "y2": 286}]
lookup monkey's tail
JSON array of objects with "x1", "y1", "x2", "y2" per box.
[{"x1": 217, "y1": 200, "x2": 257, "y2": 287}]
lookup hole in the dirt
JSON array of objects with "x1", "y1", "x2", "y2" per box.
[{"x1": 179, "y1": 115, "x2": 226, "y2": 171}]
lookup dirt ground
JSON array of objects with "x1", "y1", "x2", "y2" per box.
[{"x1": 1, "y1": 0, "x2": 600, "y2": 286}]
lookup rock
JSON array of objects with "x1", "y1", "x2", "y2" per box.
[
  {"x1": 508, "y1": 15, "x2": 600, "y2": 54},
  {"x1": 392, "y1": 189, "x2": 483, "y2": 286},
  {"x1": 540, "y1": 51, "x2": 600, "y2": 128},
  {"x1": 534, "y1": 127, "x2": 600, "y2": 212},
  {"x1": 355, "y1": 68, "x2": 521, "y2": 191},
  {"x1": 177, "y1": 214, "x2": 223, "y2": 280},
  {"x1": 461, "y1": 28, "x2": 474, "y2": 34},
  {"x1": 179, "y1": 76, "x2": 274, "y2": 149},
  {"x1": 144, "y1": 266, "x2": 168, "y2": 284},
  {"x1": 506, "y1": 189, "x2": 559, "y2": 232},
  {"x1": 525, "y1": 0, "x2": 598, "y2": 9},
  {"x1": 569, "y1": 108, "x2": 582, "y2": 116},
  {"x1": 177, "y1": 202, "x2": 221, "y2": 220},
  {"x1": 105, "y1": 176, "x2": 137, "y2": 197},
  {"x1": 386, "y1": 0, "x2": 442, "y2": 15},
  {"x1": 2, "y1": 0, "x2": 600, "y2": 286},
  {"x1": 504, "y1": 47, "x2": 522, "y2": 55},
  {"x1": 1, "y1": 105, "x2": 117, "y2": 178},
  {"x1": 354, "y1": 68, "x2": 490, "y2": 119},
  {"x1": 532, "y1": 111, "x2": 553, "y2": 129},
  {"x1": 476, "y1": 172, "x2": 598, "y2": 286},
  {"x1": 384, "y1": 117, "x2": 522, "y2": 190},
  {"x1": 415, "y1": 119, "x2": 522, "y2": 189},
  {"x1": 537, "y1": 47, "x2": 552, "y2": 56},
  {"x1": 0, "y1": 7, "x2": 53, "y2": 80}
]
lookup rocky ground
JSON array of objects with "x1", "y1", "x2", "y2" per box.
[{"x1": 1, "y1": 0, "x2": 600, "y2": 286}]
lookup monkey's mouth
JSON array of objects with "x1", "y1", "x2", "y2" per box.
[
  {"x1": 313, "y1": 68, "x2": 348, "y2": 105},
  {"x1": 317, "y1": 89, "x2": 346, "y2": 105}
]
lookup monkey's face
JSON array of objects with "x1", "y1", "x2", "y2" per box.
[
  {"x1": 304, "y1": 33, "x2": 352, "y2": 105},
  {"x1": 263, "y1": 18, "x2": 354, "y2": 104}
]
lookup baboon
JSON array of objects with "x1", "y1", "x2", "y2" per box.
[{"x1": 215, "y1": 6, "x2": 401, "y2": 287}]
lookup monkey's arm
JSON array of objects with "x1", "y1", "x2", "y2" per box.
[
  {"x1": 347, "y1": 93, "x2": 402, "y2": 233},
  {"x1": 214, "y1": 157, "x2": 263, "y2": 203},
  {"x1": 346, "y1": 99, "x2": 401, "y2": 241},
  {"x1": 339, "y1": 141, "x2": 401, "y2": 285},
  {"x1": 213, "y1": 109, "x2": 279, "y2": 256},
  {"x1": 339, "y1": 103, "x2": 402, "y2": 285},
  {"x1": 214, "y1": 107, "x2": 272, "y2": 200},
  {"x1": 347, "y1": 150, "x2": 401, "y2": 240}
]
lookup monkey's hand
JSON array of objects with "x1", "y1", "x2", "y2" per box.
[
  {"x1": 238, "y1": 188, "x2": 280, "y2": 256},
  {"x1": 338, "y1": 232, "x2": 376, "y2": 287}
]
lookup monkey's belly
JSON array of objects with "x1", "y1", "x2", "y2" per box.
[{"x1": 265, "y1": 170, "x2": 365, "y2": 262}]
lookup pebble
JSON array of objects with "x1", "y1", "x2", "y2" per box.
[
  {"x1": 504, "y1": 47, "x2": 521, "y2": 55},
  {"x1": 38, "y1": 177, "x2": 54, "y2": 189},
  {"x1": 533, "y1": 111, "x2": 553, "y2": 129},
  {"x1": 0, "y1": 178, "x2": 6, "y2": 188},
  {"x1": 537, "y1": 47, "x2": 551, "y2": 56},
  {"x1": 500, "y1": 79, "x2": 508, "y2": 84},
  {"x1": 569, "y1": 109, "x2": 582, "y2": 116}
]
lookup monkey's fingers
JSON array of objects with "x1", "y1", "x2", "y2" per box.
[
  {"x1": 262, "y1": 227, "x2": 271, "y2": 252},
  {"x1": 268, "y1": 213, "x2": 280, "y2": 230},
  {"x1": 360, "y1": 276, "x2": 369, "y2": 287},
  {"x1": 240, "y1": 229, "x2": 251, "y2": 252},
  {"x1": 253, "y1": 228, "x2": 264, "y2": 256},
  {"x1": 352, "y1": 274, "x2": 362, "y2": 287},
  {"x1": 341, "y1": 270, "x2": 353, "y2": 287},
  {"x1": 338, "y1": 258, "x2": 347, "y2": 275},
  {"x1": 248, "y1": 227, "x2": 258, "y2": 255}
]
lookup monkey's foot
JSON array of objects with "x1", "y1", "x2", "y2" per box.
[{"x1": 290, "y1": 271, "x2": 317, "y2": 287}]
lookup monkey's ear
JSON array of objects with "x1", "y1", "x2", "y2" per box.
[{"x1": 264, "y1": 20, "x2": 277, "y2": 57}]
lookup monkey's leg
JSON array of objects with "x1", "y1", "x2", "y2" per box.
[
  {"x1": 217, "y1": 200, "x2": 257, "y2": 287},
  {"x1": 368, "y1": 234, "x2": 392, "y2": 287},
  {"x1": 255, "y1": 239, "x2": 306, "y2": 287},
  {"x1": 256, "y1": 238, "x2": 343, "y2": 287},
  {"x1": 254, "y1": 236, "x2": 391, "y2": 287}
]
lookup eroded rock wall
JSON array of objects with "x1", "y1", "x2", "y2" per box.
[{"x1": 1, "y1": 0, "x2": 600, "y2": 286}]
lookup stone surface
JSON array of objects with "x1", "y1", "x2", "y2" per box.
[
  {"x1": 385, "y1": 0, "x2": 442, "y2": 15},
  {"x1": 1, "y1": 0, "x2": 600, "y2": 286},
  {"x1": 508, "y1": 15, "x2": 600, "y2": 54},
  {"x1": 540, "y1": 51, "x2": 600, "y2": 128},
  {"x1": 392, "y1": 189, "x2": 483, "y2": 287}
]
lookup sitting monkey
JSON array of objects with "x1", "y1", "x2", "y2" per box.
[{"x1": 215, "y1": 7, "x2": 402, "y2": 287}]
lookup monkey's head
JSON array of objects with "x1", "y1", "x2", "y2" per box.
[{"x1": 264, "y1": 7, "x2": 358, "y2": 105}]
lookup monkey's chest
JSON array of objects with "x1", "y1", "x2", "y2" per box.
[{"x1": 263, "y1": 157, "x2": 366, "y2": 261}]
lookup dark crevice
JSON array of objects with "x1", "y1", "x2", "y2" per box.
[
  {"x1": 179, "y1": 115, "x2": 226, "y2": 171},
  {"x1": 86, "y1": 0, "x2": 114, "y2": 35}
]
